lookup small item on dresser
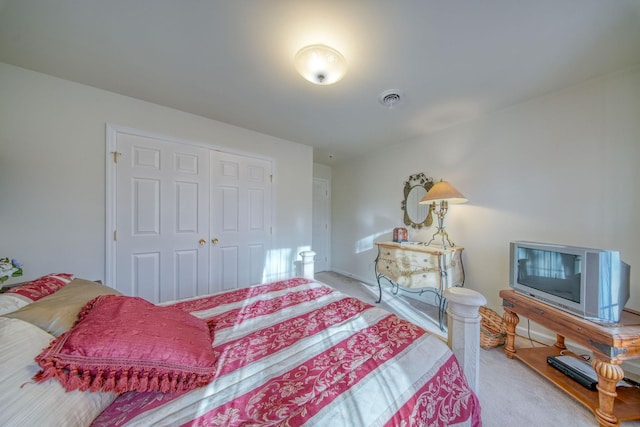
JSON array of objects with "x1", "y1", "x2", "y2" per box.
[{"x1": 393, "y1": 227, "x2": 408, "y2": 243}]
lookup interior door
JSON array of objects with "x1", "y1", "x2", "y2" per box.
[
  {"x1": 312, "y1": 177, "x2": 330, "y2": 272},
  {"x1": 114, "y1": 133, "x2": 210, "y2": 303},
  {"x1": 210, "y1": 151, "x2": 272, "y2": 291}
]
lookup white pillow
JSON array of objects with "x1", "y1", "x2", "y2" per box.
[
  {"x1": 0, "y1": 317, "x2": 117, "y2": 426},
  {"x1": 0, "y1": 293, "x2": 32, "y2": 315}
]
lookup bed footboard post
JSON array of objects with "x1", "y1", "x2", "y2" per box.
[
  {"x1": 299, "y1": 251, "x2": 316, "y2": 279},
  {"x1": 443, "y1": 287, "x2": 486, "y2": 394}
]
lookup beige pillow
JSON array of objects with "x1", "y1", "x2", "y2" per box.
[
  {"x1": 3, "y1": 278, "x2": 121, "y2": 336},
  {"x1": 0, "y1": 317, "x2": 117, "y2": 426}
]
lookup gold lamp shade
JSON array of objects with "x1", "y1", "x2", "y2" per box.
[{"x1": 419, "y1": 180, "x2": 467, "y2": 205}]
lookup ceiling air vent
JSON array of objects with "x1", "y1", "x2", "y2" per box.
[{"x1": 379, "y1": 90, "x2": 402, "y2": 108}]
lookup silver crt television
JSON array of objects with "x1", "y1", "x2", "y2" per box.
[{"x1": 509, "y1": 241, "x2": 630, "y2": 323}]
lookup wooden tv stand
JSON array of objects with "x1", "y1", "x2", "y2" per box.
[{"x1": 500, "y1": 290, "x2": 640, "y2": 427}]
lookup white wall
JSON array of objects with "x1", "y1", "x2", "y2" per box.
[
  {"x1": 331, "y1": 65, "x2": 640, "y2": 314},
  {"x1": 0, "y1": 62, "x2": 313, "y2": 283}
]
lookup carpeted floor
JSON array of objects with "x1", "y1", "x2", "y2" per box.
[{"x1": 316, "y1": 271, "x2": 640, "y2": 427}]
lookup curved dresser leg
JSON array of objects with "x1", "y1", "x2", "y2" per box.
[{"x1": 438, "y1": 291, "x2": 447, "y2": 331}]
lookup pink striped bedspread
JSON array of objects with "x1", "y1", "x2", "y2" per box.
[{"x1": 91, "y1": 278, "x2": 481, "y2": 426}]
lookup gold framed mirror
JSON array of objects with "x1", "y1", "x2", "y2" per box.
[{"x1": 401, "y1": 173, "x2": 434, "y2": 229}]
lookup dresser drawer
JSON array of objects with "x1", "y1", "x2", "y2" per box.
[{"x1": 375, "y1": 243, "x2": 464, "y2": 290}]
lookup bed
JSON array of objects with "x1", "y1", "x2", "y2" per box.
[{"x1": 0, "y1": 274, "x2": 482, "y2": 426}]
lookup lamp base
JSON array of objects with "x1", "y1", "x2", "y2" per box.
[{"x1": 426, "y1": 228, "x2": 456, "y2": 249}]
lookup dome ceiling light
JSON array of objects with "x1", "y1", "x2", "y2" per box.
[{"x1": 294, "y1": 44, "x2": 347, "y2": 85}]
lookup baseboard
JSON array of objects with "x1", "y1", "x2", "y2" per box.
[{"x1": 327, "y1": 268, "x2": 376, "y2": 287}]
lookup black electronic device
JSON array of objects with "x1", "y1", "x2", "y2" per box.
[{"x1": 546, "y1": 355, "x2": 598, "y2": 391}]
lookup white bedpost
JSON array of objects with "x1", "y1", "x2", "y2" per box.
[
  {"x1": 299, "y1": 250, "x2": 316, "y2": 279},
  {"x1": 444, "y1": 287, "x2": 486, "y2": 394}
]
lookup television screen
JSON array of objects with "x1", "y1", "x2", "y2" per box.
[
  {"x1": 510, "y1": 241, "x2": 630, "y2": 322},
  {"x1": 516, "y1": 247, "x2": 581, "y2": 304}
]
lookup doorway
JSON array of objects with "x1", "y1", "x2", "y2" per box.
[{"x1": 312, "y1": 177, "x2": 330, "y2": 273}]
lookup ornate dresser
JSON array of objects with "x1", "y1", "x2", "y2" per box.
[{"x1": 374, "y1": 242, "x2": 465, "y2": 329}]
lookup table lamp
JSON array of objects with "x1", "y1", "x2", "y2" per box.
[{"x1": 419, "y1": 180, "x2": 467, "y2": 248}]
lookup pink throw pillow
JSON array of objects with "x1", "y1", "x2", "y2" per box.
[
  {"x1": 34, "y1": 295, "x2": 217, "y2": 394},
  {"x1": 5, "y1": 273, "x2": 74, "y2": 301}
]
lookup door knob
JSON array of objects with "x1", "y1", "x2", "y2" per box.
[
  {"x1": 199, "y1": 238, "x2": 206, "y2": 245},
  {"x1": 212, "y1": 238, "x2": 219, "y2": 245}
]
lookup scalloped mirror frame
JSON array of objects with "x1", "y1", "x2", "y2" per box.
[{"x1": 401, "y1": 173, "x2": 435, "y2": 229}]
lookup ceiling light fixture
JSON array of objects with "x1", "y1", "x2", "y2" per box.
[{"x1": 294, "y1": 44, "x2": 347, "y2": 85}]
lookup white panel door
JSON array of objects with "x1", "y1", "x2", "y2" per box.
[
  {"x1": 114, "y1": 133, "x2": 210, "y2": 303},
  {"x1": 210, "y1": 151, "x2": 272, "y2": 291},
  {"x1": 312, "y1": 178, "x2": 330, "y2": 272}
]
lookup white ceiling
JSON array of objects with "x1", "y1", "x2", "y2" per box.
[{"x1": 1, "y1": 1, "x2": 639, "y2": 165}]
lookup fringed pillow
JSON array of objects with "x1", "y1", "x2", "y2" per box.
[{"x1": 33, "y1": 295, "x2": 217, "y2": 394}]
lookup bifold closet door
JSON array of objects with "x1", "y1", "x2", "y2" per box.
[
  {"x1": 209, "y1": 151, "x2": 272, "y2": 292},
  {"x1": 114, "y1": 133, "x2": 210, "y2": 303}
]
